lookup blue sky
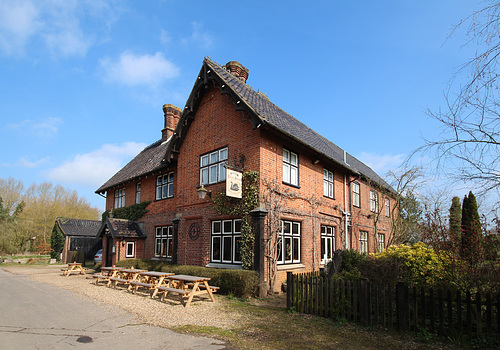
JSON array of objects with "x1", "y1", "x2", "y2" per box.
[{"x1": 0, "y1": 0, "x2": 482, "y2": 211}]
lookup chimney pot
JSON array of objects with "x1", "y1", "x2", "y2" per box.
[
  {"x1": 225, "y1": 61, "x2": 249, "y2": 83},
  {"x1": 162, "y1": 104, "x2": 182, "y2": 141}
]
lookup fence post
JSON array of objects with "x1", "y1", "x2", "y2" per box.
[
  {"x1": 360, "y1": 278, "x2": 369, "y2": 326},
  {"x1": 396, "y1": 282, "x2": 409, "y2": 331},
  {"x1": 287, "y1": 271, "x2": 293, "y2": 309}
]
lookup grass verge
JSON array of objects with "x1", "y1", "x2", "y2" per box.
[{"x1": 173, "y1": 294, "x2": 471, "y2": 350}]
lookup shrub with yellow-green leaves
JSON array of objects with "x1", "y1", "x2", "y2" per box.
[{"x1": 363, "y1": 242, "x2": 446, "y2": 288}]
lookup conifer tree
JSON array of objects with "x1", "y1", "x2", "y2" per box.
[
  {"x1": 461, "y1": 191, "x2": 482, "y2": 266},
  {"x1": 449, "y1": 196, "x2": 461, "y2": 252}
]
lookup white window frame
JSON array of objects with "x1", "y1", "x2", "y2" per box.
[
  {"x1": 210, "y1": 219, "x2": 241, "y2": 264},
  {"x1": 135, "y1": 182, "x2": 141, "y2": 204},
  {"x1": 370, "y1": 190, "x2": 379, "y2": 213},
  {"x1": 156, "y1": 172, "x2": 174, "y2": 200},
  {"x1": 155, "y1": 226, "x2": 173, "y2": 258},
  {"x1": 352, "y1": 182, "x2": 360, "y2": 208},
  {"x1": 385, "y1": 198, "x2": 390, "y2": 217},
  {"x1": 114, "y1": 188, "x2": 125, "y2": 209},
  {"x1": 378, "y1": 233, "x2": 385, "y2": 252},
  {"x1": 126, "y1": 241, "x2": 135, "y2": 258},
  {"x1": 283, "y1": 149, "x2": 299, "y2": 186},
  {"x1": 323, "y1": 169, "x2": 334, "y2": 199},
  {"x1": 200, "y1": 147, "x2": 228, "y2": 185},
  {"x1": 277, "y1": 220, "x2": 301, "y2": 264},
  {"x1": 359, "y1": 231, "x2": 368, "y2": 253},
  {"x1": 321, "y1": 225, "x2": 335, "y2": 265}
]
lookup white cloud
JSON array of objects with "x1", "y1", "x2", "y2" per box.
[
  {"x1": 100, "y1": 51, "x2": 180, "y2": 87},
  {"x1": 181, "y1": 22, "x2": 214, "y2": 50},
  {"x1": 357, "y1": 152, "x2": 405, "y2": 174},
  {"x1": 0, "y1": 0, "x2": 118, "y2": 57},
  {"x1": 6, "y1": 117, "x2": 62, "y2": 138},
  {"x1": 0, "y1": 0, "x2": 40, "y2": 55},
  {"x1": 46, "y1": 142, "x2": 147, "y2": 187},
  {"x1": 1, "y1": 156, "x2": 49, "y2": 168}
]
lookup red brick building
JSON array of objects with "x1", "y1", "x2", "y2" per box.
[{"x1": 96, "y1": 57, "x2": 396, "y2": 293}]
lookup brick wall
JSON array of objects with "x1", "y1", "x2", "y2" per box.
[{"x1": 103, "y1": 82, "x2": 395, "y2": 292}]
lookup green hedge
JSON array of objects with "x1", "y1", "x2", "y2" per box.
[{"x1": 114, "y1": 259, "x2": 259, "y2": 297}]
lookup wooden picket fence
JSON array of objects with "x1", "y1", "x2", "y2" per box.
[{"x1": 286, "y1": 271, "x2": 500, "y2": 339}]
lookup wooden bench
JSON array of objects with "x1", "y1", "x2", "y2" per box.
[
  {"x1": 186, "y1": 283, "x2": 220, "y2": 292},
  {"x1": 92, "y1": 274, "x2": 109, "y2": 284},
  {"x1": 129, "y1": 281, "x2": 155, "y2": 294},
  {"x1": 157, "y1": 286, "x2": 190, "y2": 303},
  {"x1": 109, "y1": 277, "x2": 130, "y2": 288}
]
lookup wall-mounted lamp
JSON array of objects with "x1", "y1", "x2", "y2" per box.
[
  {"x1": 313, "y1": 159, "x2": 320, "y2": 165},
  {"x1": 197, "y1": 185, "x2": 211, "y2": 199}
]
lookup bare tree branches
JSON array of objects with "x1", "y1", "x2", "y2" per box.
[{"x1": 414, "y1": 2, "x2": 500, "y2": 197}]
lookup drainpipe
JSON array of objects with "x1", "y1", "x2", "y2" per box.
[{"x1": 343, "y1": 174, "x2": 350, "y2": 250}]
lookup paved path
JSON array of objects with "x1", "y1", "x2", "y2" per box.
[{"x1": 0, "y1": 268, "x2": 230, "y2": 350}]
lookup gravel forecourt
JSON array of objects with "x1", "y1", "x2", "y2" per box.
[{"x1": 1, "y1": 265, "x2": 246, "y2": 331}]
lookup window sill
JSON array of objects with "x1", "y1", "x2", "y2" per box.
[
  {"x1": 282, "y1": 181, "x2": 300, "y2": 189},
  {"x1": 323, "y1": 195, "x2": 335, "y2": 200},
  {"x1": 206, "y1": 263, "x2": 243, "y2": 270},
  {"x1": 277, "y1": 263, "x2": 305, "y2": 271}
]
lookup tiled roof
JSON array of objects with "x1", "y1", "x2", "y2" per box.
[
  {"x1": 96, "y1": 57, "x2": 393, "y2": 194},
  {"x1": 96, "y1": 139, "x2": 170, "y2": 193},
  {"x1": 56, "y1": 217, "x2": 101, "y2": 237},
  {"x1": 99, "y1": 218, "x2": 147, "y2": 238},
  {"x1": 204, "y1": 57, "x2": 393, "y2": 192}
]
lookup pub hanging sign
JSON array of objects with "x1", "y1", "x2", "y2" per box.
[{"x1": 226, "y1": 168, "x2": 242, "y2": 198}]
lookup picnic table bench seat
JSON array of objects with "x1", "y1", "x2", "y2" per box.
[
  {"x1": 129, "y1": 281, "x2": 155, "y2": 293},
  {"x1": 185, "y1": 283, "x2": 220, "y2": 292},
  {"x1": 109, "y1": 277, "x2": 130, "y2": 287},
  {"x1": 157, "y1": 286, "x2": 190, "y2": 294}
]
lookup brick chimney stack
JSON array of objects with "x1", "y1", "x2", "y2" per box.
[
  {"x1": 225, "y1": 61, "x2": 249, "y2": 83},
  {"x1": 162, "y1": 104, "x2": 182, "y2": 141}
]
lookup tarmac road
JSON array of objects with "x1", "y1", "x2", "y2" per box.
[{"x1": 0, "y1": 268, "x2": 230, "y2": 350}]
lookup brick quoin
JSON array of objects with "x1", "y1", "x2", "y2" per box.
[{"x1": 99, "y1": 59, "x2": 396, "y2": 292}]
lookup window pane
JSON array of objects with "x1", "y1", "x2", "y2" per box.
[
  {"x1": 212, "y1": 221, "x2": 221, "y2": 234},
  {"x1": 283, "y1": 163, "x2": 290, "y2": 183},
  {"x1": 283, "y1": 221, "x2": 291, "y2": 234},
  {"x1": 285, "y1": 237, "x2": 292, "y2": 261},
  {"x1": 201, "y1": 168, "x2": 209, "y2": 185},
  {"x1": 156, "y1": 187, "x2": 162, "y2": 200},
  {"x1": 277, "y1": 239, "x2": 283, "y2": 263},
  {"x1": 234, "y1": 220, "x2": 241, "y2": 233},
  {"x1": 290, "y1": 152, "x2": 298, "y2": 165},
  {"x1": 219, "y1": 163, "x2": 226, "y2": 182},
  {"x1": 234, "y1": 236, "x2": 241, "y2": 262},
  {"x1": 212, "y1": 237, "x2": 221, "y2": 261},
  {"x1": 210, "y1": 151, "x2": 218, "y2": 164},
  {"x1": 223, "y1": 236, "x2": 232, "y2": 261},
  {"x1": 167, "y1": 238, "x2": 173, "y2": 258},
  {"x1": 223, "y1": 220, "x2": 232, "y2": 234},
  {"x1": 293, "y1": 237, "x2": 299, "y2": 261},
  {"x1": 283, "y1": 149, "x2": 289, "y2": 162},
  {"x1": 209, "y1": 165, "x2": 217, "y2": 183},
  {"x1": 292, "y1": 222, "x2": 299, "y2": 235},
  {"x1": 201, "y1": 155, "x2": 209, "y2": 167},
  {"x1": 290, "y1": 166, "x2": 298, "y2": 185},
  {"x1": 219, "y1": 148, "x2": 228, "y2": 160},
  {"x1": 167, "y1": 182, "x2": 173, "y2": 197}
]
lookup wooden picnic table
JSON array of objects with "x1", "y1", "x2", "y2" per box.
[
  {"x1": 61, "y1": 262, "x2": 88, "y2": 276},
  {"x1": 108, "y1": 268, "x2": 147, "y2": 288},
  {"x1": 129, "y1": 271, "x2": 175, "y2": 297},
  {"x1": 158, "y1": 275, "x2": 217, "y2": 307},
  {"x1": 92, "y1": 266, "x2": 124, "y2": 285}
]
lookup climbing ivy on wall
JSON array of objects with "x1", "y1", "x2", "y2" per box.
[
  {"x1": 102, "y1": 201, "x2": 151, "y2": 221},
  {"x1": 212, "y1": 171, "x2": 260, "y2": 270}
]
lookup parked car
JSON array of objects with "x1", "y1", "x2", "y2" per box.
[{"x1": 94, "y1": 249, "x2": 102, "y2": 264}]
